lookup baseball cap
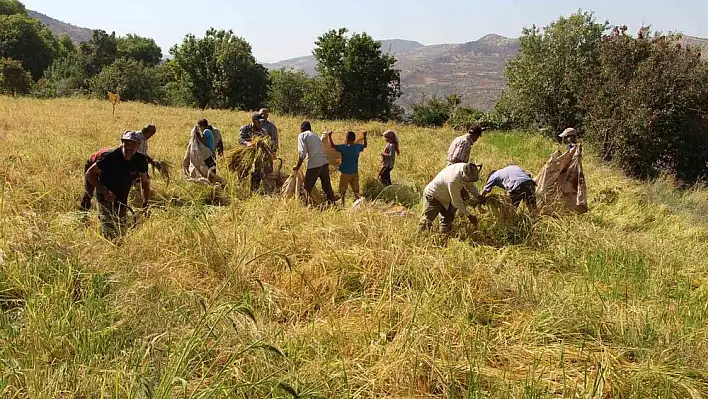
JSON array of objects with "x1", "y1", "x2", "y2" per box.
[
  {"x1": 468, "y1": 125, "x2": 483, "y2": 135},
  {"x1": 251, "y1": 112, "x2": 265, "y2": 122},
  {"x1": 559, "y1": 127, "x2": 577, "y2": 138},
  {"x1": 121, "y1": 130, "x2": 142, "y2": 142}
]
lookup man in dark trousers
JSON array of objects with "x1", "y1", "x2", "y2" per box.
[
  {"x1": 85, "y1": 131, "x2": 151, "y2": 239},
  {"x1": 293, "y1": 121, "x2": 336, "y2": 205}
]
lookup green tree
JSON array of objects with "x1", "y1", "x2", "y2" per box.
[
  {"x1": 80, "y1": 30, "x2": 117, "y2": 77},
  {"x1": 496, "y1": 11, "x2": 607, "y2": 134},
  {"x1": 0, "y1": 14, "x2": 59, "y2": 79},
  {"x1": 267, "y1": 69, "x2": 313, "y2": 116},
  {"x1": 39, "y1": 53, "x2": 86, "y2": 97},
  {"x1": 57, "y1": 33, "x2": 76, "y2": 57},
  {"x1": 0, "y1": 0, "x2": 26, "y2": 16},
  {"x1": 170, "y1": 29, "x2": 267, "y2": 109},
  {"x1": 313, "y1": 28, "x2": 401, "y2": 120},
  {"x1": 89, "y1": 58, "x2": 163, "y2": 103},
  {"x1": 583, "y1": 29, "x2": 708, "y2": 182},
  {"x1": 117, "y1": 34, "x2": 162, "y2": 65},
  {"x1": 0, "y1": 57, "x2": 31, "y2": 94}
]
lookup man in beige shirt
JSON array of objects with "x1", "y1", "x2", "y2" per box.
[{"x1": 419, "y1": 162, "x2": 483, "y2": 234}]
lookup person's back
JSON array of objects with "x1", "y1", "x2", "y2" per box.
[
  {"x1": 336, "y1": 143, "x2": 365, "y2": 175},
  {"x1": 484, "y1": 165, "x2": 532, "y2": 193},
  {"x1": 425, "y1": 163, "x2": 466, "y2": 202},
  {"x1": 298, "y1": 130, "x2": 328, "y2": 170}
]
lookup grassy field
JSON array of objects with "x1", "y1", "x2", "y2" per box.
[{"x1": 1, "y1": 96, "x2": 707, "y2": 398}]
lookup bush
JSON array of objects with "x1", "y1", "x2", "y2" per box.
[
  {"x1": 267, "y1": 69, "x2": 312, "y2": 116},
  {"x1": 447, "y1": 106, "x2": 485, "y2": 130},
  {"x1": 37, "y1": 54, "x2": 86, "y2": 97},
  {"x1": 409, "y1": 96, "x2": 454, "y2": 127},
  {"x1": 498, "y1": 11, "x2": 708, "y2": 183},
  {"x1": 583, "y1": 31, "x2": 708, "y2": 183},
  {"x1": 0, "y1": 57, "x2": 31, "y2": 95},
  {"x1": 89, "y1": 58, "x2": 163, "y2": 103}
]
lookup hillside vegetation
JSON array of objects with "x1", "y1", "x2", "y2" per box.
[{"x1": 1, "y1": 97, "x2": 708, "y2": 398}]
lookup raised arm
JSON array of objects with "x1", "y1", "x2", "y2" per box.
[
  {"x1": 362, "y1": 131, "x2": 368, "y2": 148},
  {"x1": 326, "y1": 131, "x2": 336, "y2": 149}
]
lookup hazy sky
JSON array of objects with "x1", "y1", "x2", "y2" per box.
[{"x1": 20, "y1": 0, "x2": 708, "y2": 63}]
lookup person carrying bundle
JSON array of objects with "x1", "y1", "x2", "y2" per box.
[
  {"x1": 293, "y1": 121, "x2": 336, "y2": 205},
  {"x1": 240, "y1": 112, "x2": 276, "y2": 192},
  {"x1": 326, "y1": 130, "x2": 367, "y2": 205}
]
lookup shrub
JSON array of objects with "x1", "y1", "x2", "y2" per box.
[
  {"x1": 37, "y1": 54, "x2": 86, "y2": 97},
  {"x1": 447, "y1": 106, "x2": 485, "y2": 130},
  {"x1": 0, "y1": 57, "x2": 31, "y2": 95},
  {"x1": 409, "y1": 96, "x2": 454, "y2": 127},
  {"x1": 89, "y1": 58, "x2": 163, "y2": 103}
]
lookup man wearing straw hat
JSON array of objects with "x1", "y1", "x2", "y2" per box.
[
  {"x1": 85, "y1": 131, "x2": 151, "y2": 239},
  {"x1": 419, "y1": 162, "x2": 483, "y2": 234}
]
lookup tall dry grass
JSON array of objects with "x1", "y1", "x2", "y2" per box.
[{"x1": 0, "y1": 96, "x2": 707, "y2": 398}]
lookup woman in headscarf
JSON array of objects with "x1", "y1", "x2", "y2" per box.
[{"x1": 378, "y1": 130, "x2": 400, "y2": 186}]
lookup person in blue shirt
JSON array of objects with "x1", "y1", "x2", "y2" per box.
[
  {"x1": 481, "y1": 165, "x2": 537, "y2": 211},
  {"x1": 197, "y1": 119, "x2": 217, "y2": 170},
  {"x1": 327, "y1": 130, "x2": 367, "y2": 205}
]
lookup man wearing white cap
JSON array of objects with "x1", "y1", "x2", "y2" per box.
[
  {"x1": 559, "y1": 127, "x2": 578, "y2": 151},
  {"x1": 419, "y1": 162, "x2": 483, "y2": 234},
  {"x1": 85, "y1": 131, "x2": 151, "y2": 238}
]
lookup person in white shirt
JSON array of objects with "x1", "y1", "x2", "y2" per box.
[
  {"x1": 419, "y1": 163, "x2": 484, "y2": 233},
  {"x1": 293, "y1": 121, "x2": 336, "y2": 204}
]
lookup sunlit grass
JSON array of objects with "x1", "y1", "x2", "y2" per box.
[{"x1": 0, "y1": 96, "x2": 707, "y2": 398}]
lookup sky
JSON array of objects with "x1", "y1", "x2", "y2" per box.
[{"x1": 20, "y1": 0, "x2": 708, "y2": 63}]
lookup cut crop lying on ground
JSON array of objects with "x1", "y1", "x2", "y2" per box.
[{"x1": 1, "y1": 97, "x2": 707, "y2": 398}]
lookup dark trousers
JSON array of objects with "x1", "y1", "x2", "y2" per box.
[
  {"x1": 250, "y1": 158, "x2": 273, "y2": 193},
  {"x1": 81, "y1": 159, "x2": 94, "y2": 211},
  {"x1": 419, "y1": 193, "x2": 457, "y2": 233},
  {"x1": 509, "y1": 181, "x2": 537, "y2": 210},
  {"x1": 304, "y1": 164, "x2": 336, "y2": 203},
  {"x1": 378, "y1": 167, "x2": 393, "y2": 186},
  {"x1": 97, "y1": 199, "x2": 128, "y2": 239}
]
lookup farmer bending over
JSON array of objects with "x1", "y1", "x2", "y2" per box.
[
  {"x1": 293, "y1": 121, "x2": 336, "y2": 205},
  {"x1": 85, "y1": 131, "x2": 150, "y2": 239},
  {"x1": 447, "y1": 125, "x2": 482, "y2": 165},
  {"x1": 327, "y1": 130, "x2": 367, "y2": 205},
  {"x1": 481, "y1": 165, "x2": 537, "y2": 211},
  {"x1": 419, "y1": 163, "x2": 483, "y2": 234}
]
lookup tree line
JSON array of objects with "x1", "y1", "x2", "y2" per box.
[{"x1": 0, "y1": 0, "x2": 401, "y2": 120}]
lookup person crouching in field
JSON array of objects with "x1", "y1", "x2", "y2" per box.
[
  {"x1": 196, "y1": 119, "x2": 218, "y2": 170},
  {"x1": 327, "y1": 130, "x2": 367, "y2": 205},
  {"x1": 80, "y1": 124, "x2": 156, "y2": 211},
  {"x1": 293, "y1": 121, "x2": 336, "y2": 205},
  {"x1": 481, "y1": 165, "x2": 537, "y2": 211},
  {"x1": 419, "y1": 163, "x2": 483, "y2": 234},
  {"x1": 379, "y1": 130, "x2": 400, "y2": 186},
  {"x1": 85, "y1": 131, "x2": 151, "y2": 239}
]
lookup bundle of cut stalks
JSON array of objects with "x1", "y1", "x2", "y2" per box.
[
  {"x1": 150, "y1": 159, "x2": 171, "y2": 184},
  {"x1": 226, "y1": 136, "x2": 274, "y2": 180}
]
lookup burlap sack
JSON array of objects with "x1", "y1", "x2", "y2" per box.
[{"x1": 535, "y1": 145, "x2": 588, "y2": 214}]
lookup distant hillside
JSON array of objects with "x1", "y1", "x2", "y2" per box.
[
  {"x1": 27, "y1": 10, "x2": 93, "y2": 43},
  {"x1": 682, "y1": 35, "x2": 708, "y2": 58},
  {"x1": 263, "y1": 35, "x2": 519, "y2": 111}
]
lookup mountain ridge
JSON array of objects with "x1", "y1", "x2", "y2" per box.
[{"x1": 25, "y1": 10, "x2": 708, "y2": 111}]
